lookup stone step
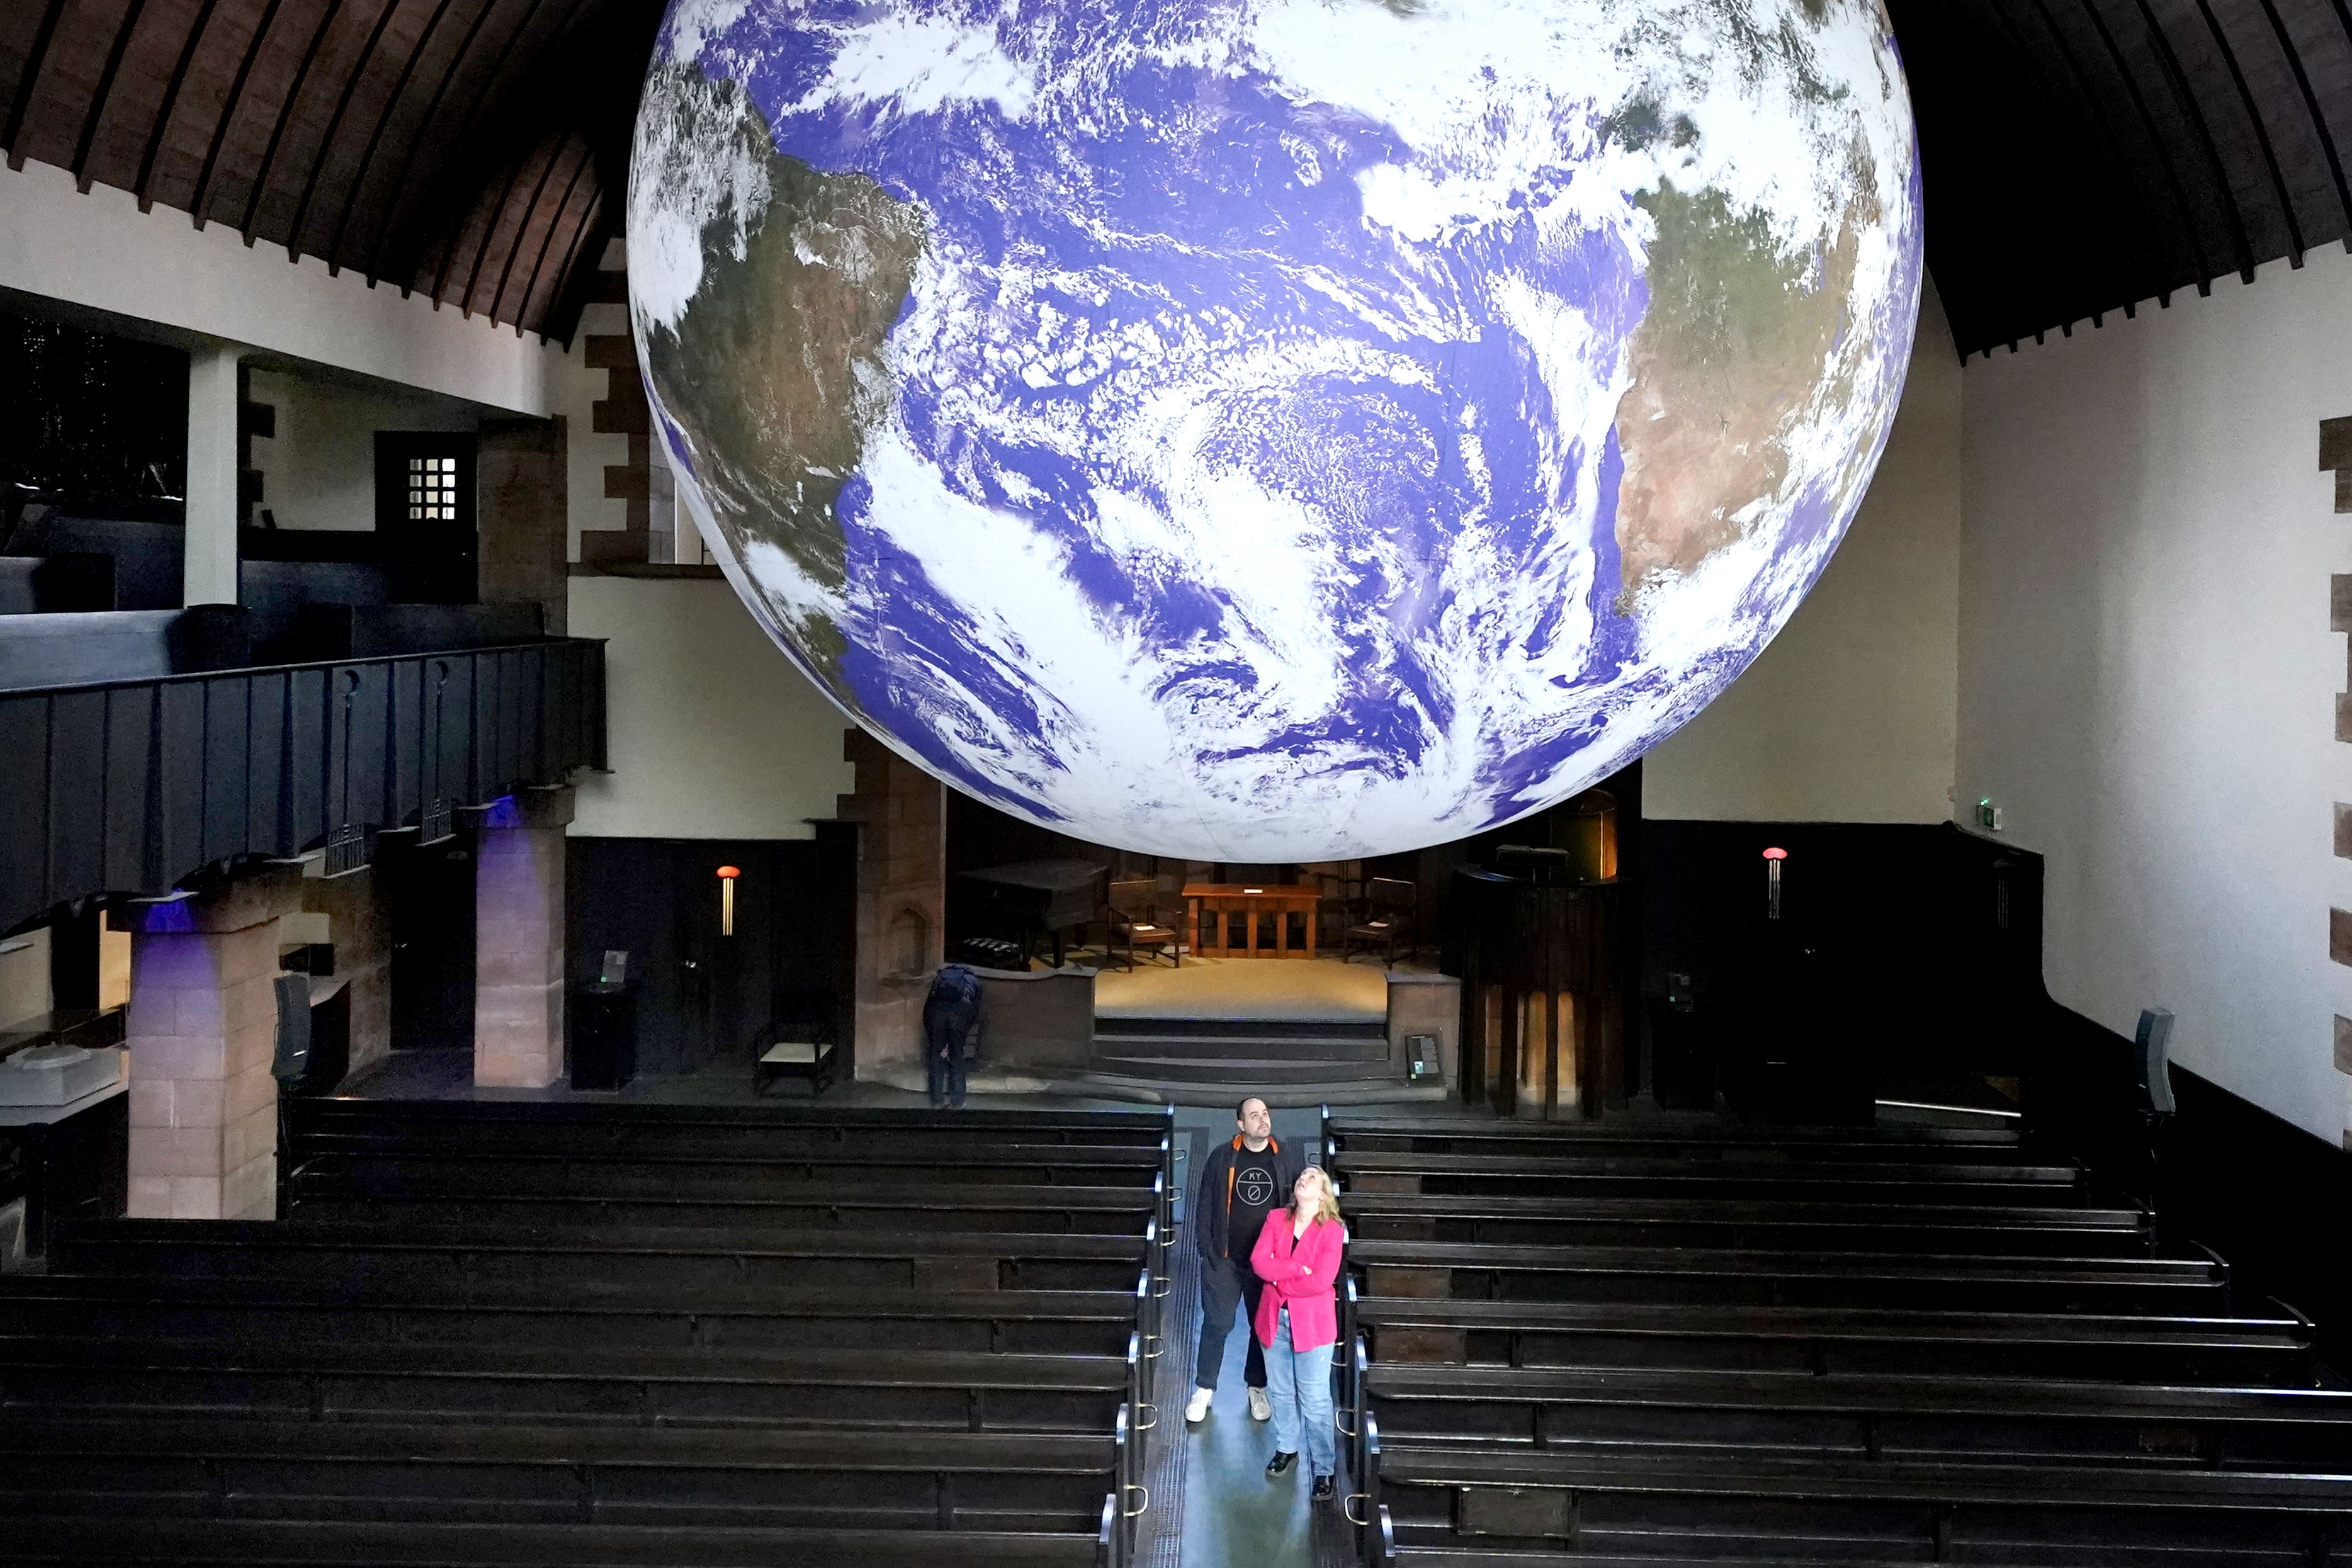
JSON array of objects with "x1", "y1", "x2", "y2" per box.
[
  {"x1": 1088, "y1": 1034, "x2": 1391, "y2": 1063},
  {"x1": 1090, "y1": 1054, "x2": 1396, "y2": 1085},
  {"x1": 1064, "y1": 1073, "x2": 1447, "y2": 1110},
  {"x1": 1093, "y1": 1015, "x2": 1387, "y2": 1041}
]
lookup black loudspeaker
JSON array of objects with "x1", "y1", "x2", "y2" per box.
[
  {"x1": 2134, "y1": 1007, "x2": 2176, "y2": 1119},
  {"x1": 570, "y1": 983, "x2": 638, "y2": 1092},
  {"x1": 270, "y1": 973, "x2": 312, "y2": 1086}
]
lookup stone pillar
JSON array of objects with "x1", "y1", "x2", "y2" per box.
[
  {"x1": 475, "y1": 786, "x2": 573, "y2": 1088},
  {"x1": 183, "y1": 344, "x2": 242, "y2": 606},
  {"x1": 116, "y1": 874, "x2": 302, "y2": 1220},
  {"x1": 300, "y1": 867, "x2": 392, "y2": 1080},
  {"x1": 836, "y1": 730, "x2": 946, "y2": 1082},
  {"x1": 477, "y1": 417, "x2": 569, "y2": 635}
]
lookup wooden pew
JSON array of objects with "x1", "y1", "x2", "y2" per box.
[
  {"x1": 0, "y1": 1417, "x2": 1127, "y2": 1533},
  {"x1": 51, "y1": 1218, "x2": 1155, "y2": 1295},
  {"x1": 0, "y1": 1277, "x2": 1148, "y2": 1356},
  {"x1": 1372, "y1": 1440, "x2": 2352, "y2": 1565},
  {"x1": 1365, "y1": 1361, "x2": 2352, "y2": 1469},
  {"x1": 1326, "y1": 1113, "x2": 2025, "y2": 1160},
  {"x1": 1, "y1": 1096, "x2": 1170, "y2": 1568},
  {"x1": 2, "y1": 1514, "x2": 1119, "y2": 1567},
  {"x1": 280, "y1": 1183, "x2": 1160, "y2": 1237},
  {"x1": 293, "y1": 1100, "x2": 1177, "y2": 1154},
  {"x1": 1349, "y1": 1294, "x2": 2322, "y2": 1385},
  {"x1": 288, "y1": 1102, "x2": 1179, "y2": 1222},
  {"x1": 1343, "y1": 1191, "x2": 2154, "y2": 1257},
  {"x1": 1332, "y1": 1149, "x2": 2088, "y2": 1205},
  {"x1": 289, "y1": 1144, "x2": 1168, "y2": 1193},
  {"x1": 0, "y1": 1336, "x2": 1133, "y2": 1433},
  {"x1": 1349, "y1": 1238, "x2": 2230, "y2": 1314}
]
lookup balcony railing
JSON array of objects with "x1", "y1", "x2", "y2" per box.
[{"x1": 0, "y1": 636, "x2": 606, "y2": 933}]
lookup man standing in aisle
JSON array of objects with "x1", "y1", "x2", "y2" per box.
[{"x1": 1187, "y1": 1096, "x2": 1306, "y2": 1424}]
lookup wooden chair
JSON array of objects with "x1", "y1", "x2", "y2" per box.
[
  {"x1": 1343, "y1": 877, "x2": 1418, "y2": 967},
  {"x1": 1104, "y1": 879, "x2": 1182, "y2": 969},
  {"x1": 752, "y1": 993, "x2": 839, "y2": 1097}
]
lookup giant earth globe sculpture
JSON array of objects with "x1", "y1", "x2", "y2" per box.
[{"x1": 628, "y1": 0, "x2": 1922, "y2": 860}]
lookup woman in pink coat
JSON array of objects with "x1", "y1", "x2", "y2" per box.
[{"x1": 1249, "y1": 1164, "x2": 1346, "y2": 1499}]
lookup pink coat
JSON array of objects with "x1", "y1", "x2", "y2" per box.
[{"x1": 1249, "y1": 1212, "x2": 1346, "y2": 1352}]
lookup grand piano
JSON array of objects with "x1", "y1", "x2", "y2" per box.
[{"x1": 953, "y1": 859, "x2": 1107, "y2": 968}]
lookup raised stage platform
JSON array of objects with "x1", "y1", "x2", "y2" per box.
[{"x1": 1094, "y1": 955, "x2": 1393, "y2": 1024}]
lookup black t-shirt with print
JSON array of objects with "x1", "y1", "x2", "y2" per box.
[{"x1": 1227, "y1": 1144, "x2": 1282, "y2": 1260}]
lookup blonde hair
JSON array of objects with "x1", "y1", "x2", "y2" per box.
[{"x1": 1296, "y1": 1165, "x2": 1342, "y2": 1226}]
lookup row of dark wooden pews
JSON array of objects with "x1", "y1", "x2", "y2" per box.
[
  {"x1": 0, "y1": 1097, "x2": 1176, "y2": 1565},
  {"x1": 1325, "y1": 1114, "x2": 2352, "y2": 1567}
]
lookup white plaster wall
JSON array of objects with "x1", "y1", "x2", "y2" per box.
[
  {"x1": 247, "y1": 368, "x2": 478, "y2": 531},
  {"x1": 0, "y1": 158, "x2": 562, "y2": 415},
  {"x1": 567, "y1": 575, "x2": 856, "y2": 840},
  {"x1": 1642, "y1": 281, "x2": 1962, "y2": 823},
  {"x1": 1958, "y1": 249, "x2": 2352, "y2": 1143},
  {"x1": 0, "y1": 925, "x2": 50, "y2": 1029}
]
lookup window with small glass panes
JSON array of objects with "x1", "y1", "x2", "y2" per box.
[{"x1": 406, "y1": 453, "x2": 461, "y2": 522}]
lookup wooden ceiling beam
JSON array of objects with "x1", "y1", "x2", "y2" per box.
[
  {"x1": 283, "y1": 0, "x2": 400, "y2": 259},
  {"x1": 3, "y1": 0, "x2": 71, "y2": 169},
  {"x1": 71, "y1": 0, "x2": 147, "y2": 190},
  {"x1": 319, "y1": 0, "x2": 456, "y2": 272},
  {"x1": 236, "y1": 0, "x2": 344, "y2": 244},
  {"x1": 133, "y1": 0, "x2": 220, "y2": 209},
  {"x1": 2190, "y1": 0, "x2": 2309, "y2": 262}
]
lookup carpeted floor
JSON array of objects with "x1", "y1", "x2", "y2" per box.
[{"x1": 1095, "y1": 957, "x2": 1404, "y2": 1023}]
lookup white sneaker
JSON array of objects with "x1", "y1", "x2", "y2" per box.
[
  {"x1": 1248, "y1": 1386, "x2": 1272, "y2": 1422},
  {"x1": 1185, "y1": 1386, "x2": 1214, "y2": 1423}
]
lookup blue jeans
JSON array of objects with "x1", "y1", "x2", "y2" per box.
[
  {"x1": 1263, "y1": 1306, "x2": 1337, "y2": 1477},
  {"x1": 927, "y1": 1051, "x2": 965, "y2": 1107}
]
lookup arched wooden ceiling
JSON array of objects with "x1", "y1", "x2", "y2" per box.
[
  {"x1": 1890, "y1": 0, "x2": 2352, "y2": 359},
  {"x1": 5, "y1": 0, "x2": 2347, "y2": 362},
  {"x1": 0, "y1": 0, "x2": 660, "y2": 344}
]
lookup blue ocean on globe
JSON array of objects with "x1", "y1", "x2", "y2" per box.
[{"x1": 629, "y1": 0, "x2": 1922, "y2": 859}]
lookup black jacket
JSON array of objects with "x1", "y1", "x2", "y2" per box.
[{"x1": 1191, "y1": 1132, "x2": 1308, "y2": 1261}]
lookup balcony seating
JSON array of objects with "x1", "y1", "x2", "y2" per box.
[
  {"x1": 2, "y1": 512, "x2": 186, "y2": 611},
  {"x1": 0, "y1": 553, "x2": 113, "y2": 614}
]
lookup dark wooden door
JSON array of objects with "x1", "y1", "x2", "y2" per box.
[
  {"x1": 383, "y1": 832, "x2": 477, "y2": 1051},
  {"x1": 373, "y1": 432, "x2": 478, "y2": 602}
]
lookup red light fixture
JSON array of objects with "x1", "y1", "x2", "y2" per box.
[
  {"x1": 716, "y1": 865, "x2": 741, "y2": 936},
  {"x1": 1761, "y1": 847, "x2": 1786, "y2": 922}
]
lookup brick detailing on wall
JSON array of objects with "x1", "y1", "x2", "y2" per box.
[
  {"x1": 2322, "y1": 417, "x2": 2352, "y2": 513},
  {"x1": 580, "y1": 239, "x2": 652, "y2": 568},
  {"x1": 115, "y1": 873, "x2": 305, "y2": 1221},
  {"x1": 835, "y1": 729, "x2": 945, "y2": 1081},
  {"x1": 475, "y1": 787, "x2": 574, "y2": 1090},
  {"x1": 2326, "y1": 419, "x2": 2352, "y2": 1098}
]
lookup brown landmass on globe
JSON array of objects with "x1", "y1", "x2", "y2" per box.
[
  {"x1": 1610, "y1": 176, "x2": 1869, "y2": 604},
  {"x1": 636, "y1": 64, "x2": 926, "y2": 680}
]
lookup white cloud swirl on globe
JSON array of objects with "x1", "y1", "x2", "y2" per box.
[{"x1": 628, "y1": 0, "x2": 1921, "y2": 859}]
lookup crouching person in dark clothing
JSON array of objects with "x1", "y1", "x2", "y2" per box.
[
  {"x1": 922, "y1": 964, "x2": 983, "y2": 1108},
  {"x1": 1186, "y1": 1096, "x2": 1306, "y2": 1424}
]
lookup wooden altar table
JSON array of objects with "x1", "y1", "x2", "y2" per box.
[{"x1": 1180, "y1": 883, "x2": 1322, "y2": 959}]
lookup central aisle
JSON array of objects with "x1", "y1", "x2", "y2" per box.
[{"x1": 1145, "y1": 1106, "x2": 1356, "y2": 1568}]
